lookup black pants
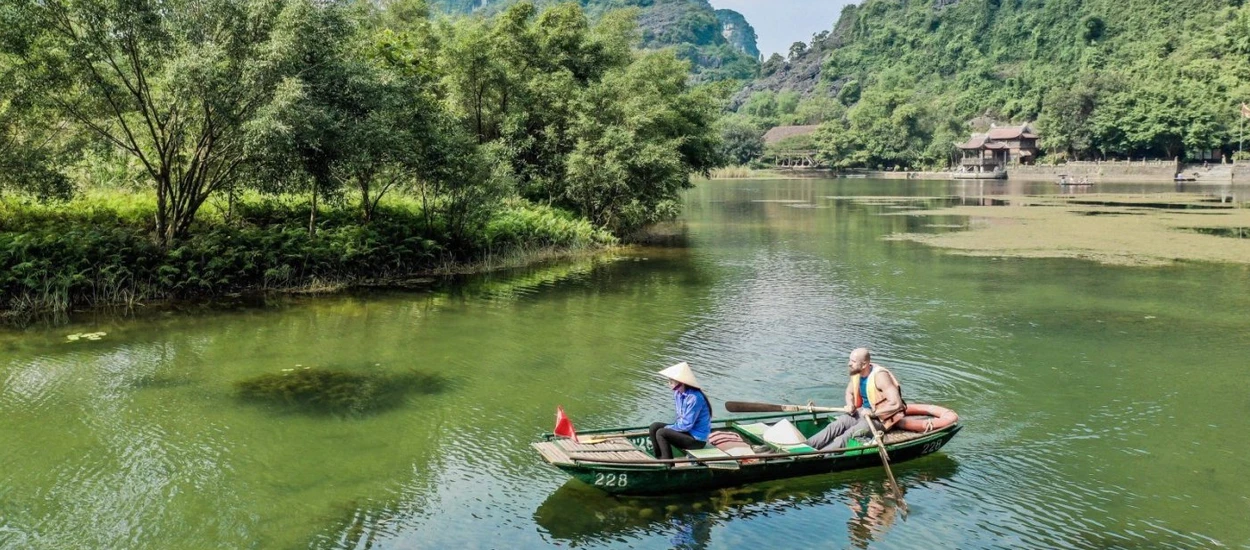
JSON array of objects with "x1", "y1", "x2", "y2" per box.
[{"x1": 649, "y1": 422, "x2": 706, "y2": 460}]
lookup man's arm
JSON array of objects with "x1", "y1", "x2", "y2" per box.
[
  {"x1": 844, "y1": 380, "x2": 858, "y2": 416},
  {"x1": 871, "y1": 371, "x2": 904, "y2": 418}
]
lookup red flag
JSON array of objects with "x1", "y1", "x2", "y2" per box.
[{"x1": 554, "y1": 406, "x2": 579, "y2": 442}]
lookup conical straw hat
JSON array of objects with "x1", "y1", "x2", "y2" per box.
[
  {"x1": 658, "y1": 362, "x2": 701, "y2": 389},
  {"x1": 763, "y1": 419, "x2": 806, "y2": 446}
]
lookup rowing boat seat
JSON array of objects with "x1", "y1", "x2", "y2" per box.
[{"x1": 684, "y1": 447, "x2": 740, "y2": 470}]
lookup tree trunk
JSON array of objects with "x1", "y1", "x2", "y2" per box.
[
  {"x1": 155, "y1": 177, "x2": 170, "y2": 248},
  {"x1": 360, "y1": 180, "x2": 372, "y2": 222},
  {"x1": 309, "y1": 185, "x2": 318, "y2": 238},
  {"x1": 419, "y1": 183, "x2": 432, "y2": 235}
]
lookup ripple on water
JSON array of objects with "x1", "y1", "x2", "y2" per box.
[{"x1": 1, "y1": 355, "x2": 79, "y2": 415}]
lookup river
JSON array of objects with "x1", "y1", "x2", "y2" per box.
[{"x1": 2, "y1": 178, "x2": 1248, "y2": 549}]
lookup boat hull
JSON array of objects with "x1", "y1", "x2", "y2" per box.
[{"x1": 537, "y1": 412, "x2": 961, "y2": 496}]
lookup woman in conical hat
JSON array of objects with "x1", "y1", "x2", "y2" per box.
[{"x1": 648, "y1": 362, "x2": 713, "y2": 463}]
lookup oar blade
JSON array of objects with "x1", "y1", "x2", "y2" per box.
[{"x1": 724, "y1": 401, "x2": 787, "y2": 413}]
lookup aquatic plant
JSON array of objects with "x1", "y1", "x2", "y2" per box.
[{"x1": 235, "y1": 366, "x2": 447, "y2": 416}]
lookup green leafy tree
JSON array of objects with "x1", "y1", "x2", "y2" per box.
[
  {"x1": 717, "y1": 116, "x2": 765, "y2": 165},
  {"x1": 0, "y1": 86, "x2": 76, "y2": 201},
  {"x1": 565, "y1": 50, "x2": 719, "y2": 234},
  {"x1": 2, "y1": 0, "x2": 314, "y2": 245},
  {"x1": 1037, "y1": 77, "x2": 1100, "y2": 159}
]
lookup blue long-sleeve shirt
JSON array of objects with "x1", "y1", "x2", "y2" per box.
[{"x1": 667, "y1": 387, "x2": 711, "y2": 441}]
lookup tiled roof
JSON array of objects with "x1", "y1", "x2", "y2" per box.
[
  {"x1": 960, "y1": 123, "x2": 1039, "y2": 150},
  {"x1": 986, "y1": 124, "x2": 1036, "y2": 140},
  {"x1": 956, "y1": 134, "x2": 988, "y2": 149},
  {"x1": 763, "y1": 125, "x2": 820, "y2": 145}
]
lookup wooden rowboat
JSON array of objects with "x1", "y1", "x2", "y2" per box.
[{"x1": 532, "y1": 409, "x2": 961, "y2": 496}]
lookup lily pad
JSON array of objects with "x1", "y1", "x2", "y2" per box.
[{"x1": 66, "y1": 331, "x2": 106, "y2": 342}]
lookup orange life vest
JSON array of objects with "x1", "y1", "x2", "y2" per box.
[{"x1": 848, "y1": 365, "x2": 906, "y2": 429}]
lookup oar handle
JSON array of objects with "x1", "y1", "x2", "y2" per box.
[{"x1": 725, "y1": 401, "x2": 850, "y2": 414}]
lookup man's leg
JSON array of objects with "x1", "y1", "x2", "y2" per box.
[
  {"x1": 828, "y1": 416, "x2": 873, "y2": 450},
  {"x1": 807, "y1": 414, "x2": 865, "y2": 451}
]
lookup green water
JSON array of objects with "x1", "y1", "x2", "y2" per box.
[{"x1": 3, "y1": 179, "x2": 1249, "y2": 549}]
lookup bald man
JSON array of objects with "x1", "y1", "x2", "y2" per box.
[{"x1": 806, "y1": 348, "x2": 907, "y2": 451}]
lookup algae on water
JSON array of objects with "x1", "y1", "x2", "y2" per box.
[
  {"x1": 235, "y1": 366, "x2": 446, "y2": 416},
  {"x1": 885, "y1": 193, "x2": 1250, "y2": 266}
]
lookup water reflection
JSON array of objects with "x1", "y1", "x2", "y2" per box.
[
  {"x1": 844, "y1": 479, "x2": 905, "y2": 550},
  {"x1": 534, "y1": 455, "x2": 957, "y2": 548}
]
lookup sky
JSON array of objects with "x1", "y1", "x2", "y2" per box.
[{"x1": 708, "y1": 0, "x2": 855, "y2": 58}]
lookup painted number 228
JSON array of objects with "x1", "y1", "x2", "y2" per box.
[{"x1": 594, "y1": 473, "x2": 628, "y2": 487}]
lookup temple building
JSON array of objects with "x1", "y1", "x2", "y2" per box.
[{"x1": 956, "y1": 123, "x2": 1040, "y2": 173}]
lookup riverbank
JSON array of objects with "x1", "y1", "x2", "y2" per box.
[
  {"x1": 701, "y1": 166, "x2": 829, "y2": 180},
  {"x1": 885, "y1": 193, "x2": 1250, "y2": 266},
  {"x1": 708, "y1": 161, "x2": 1250, "y2": 183},
  {"x1": 0, "y1": 192, "x2": 614, "y2": 319}
]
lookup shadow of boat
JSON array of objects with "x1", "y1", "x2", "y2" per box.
[{"x1": 534, "y1": 453, "x2": 959, "y2": 548}]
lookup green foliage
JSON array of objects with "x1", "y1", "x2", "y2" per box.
[
  {"x1": 741, "y1": 91, "x2": 780, "y2": 123},
  {"x1": 434, "y1": 3, "x2": 719, "y2": 235},
  {"x1": 0, "y1": 80, "x2": 77, "y2": 201},
  {"x1": 2, "y1": 0, "x2": 321, "y2": 244},
  {"x1": 717, "y1": 116, "x2": 765, "y2": 165},
  {"x1": 792, "y1": 95, "x2": 846, "y2": 126},
  {"x1": 482, "y1": 201, "x2": 614, "y2": 250},
  {"x1": 0, "y1": 194, "x2": 602, "y2": 314},
  {"x1": 0, "y1": 1, "x2": 716, "y2": 314},
  {"x1": 564, "y1": 49, "x2": 720, "y2": 234},
  {"x1": 837, "y1": 81, "x2": 861, "y2": 107}
]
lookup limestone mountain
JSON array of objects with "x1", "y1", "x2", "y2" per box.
[
  {"x1": 428, "y1": 0, "x2": 760, "y2": 81},
  {"x1": 733, "y1": 0, "x2": 1250, "y2": 165},
  {"x1": 715, "y1": 9, "x2": 759, "y2": 60}
]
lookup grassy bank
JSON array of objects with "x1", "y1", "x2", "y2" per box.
[
  {"x1": 701, "y1": 166, "x2": 828, "y2": 180},
  {"x1": 0, "y1": 191, "x2": 613, "y2": 317}
]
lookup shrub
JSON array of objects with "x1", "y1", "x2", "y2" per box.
[{"x1": 0, "y1": 194, "x2": 610, "y2": 315}]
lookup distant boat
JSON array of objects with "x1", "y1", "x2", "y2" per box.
[
  {"x1": 1058, "y1": 175, "x2": 1092, "y2": 186},
  {"x1": 1174, "y1": 174, "x2": 1197, "y2": 182}
]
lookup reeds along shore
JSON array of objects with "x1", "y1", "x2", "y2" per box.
[{"x1": 0, "y1": 193, "x2": 613, "y2": 319}]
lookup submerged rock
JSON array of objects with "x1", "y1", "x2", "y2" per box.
[{"x1": 235, "y1": 366, "x2": 446, "y2": 416}]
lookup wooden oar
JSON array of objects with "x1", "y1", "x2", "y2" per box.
[
  {"x1": 866, "y1": 415, "x2": 908, "y2": 512},
  {"x1": 725, "y1": 401, "x2": 851, "y2": 414},
  {"x1": 578, "y1": 431, "x2": 650, "y2": 445}
]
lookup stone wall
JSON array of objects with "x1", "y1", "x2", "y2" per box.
[
  {"x1": 841, "y1": 161, "x2": 1250, "y2": 183},
  {"x1": 1008, "y1": 160, "x2": 1179, "y2": 182},
  {"x1": 1232, "y1": 164, "x2": 1250, "y2": 184}
]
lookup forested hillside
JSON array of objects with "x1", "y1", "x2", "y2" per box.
[
  {"x1": 732, "y1": 0, "x2": 1250, "y2": 169},
  {"x1": 429, "y1": 0, "x2": 760, "y2": 81}
]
